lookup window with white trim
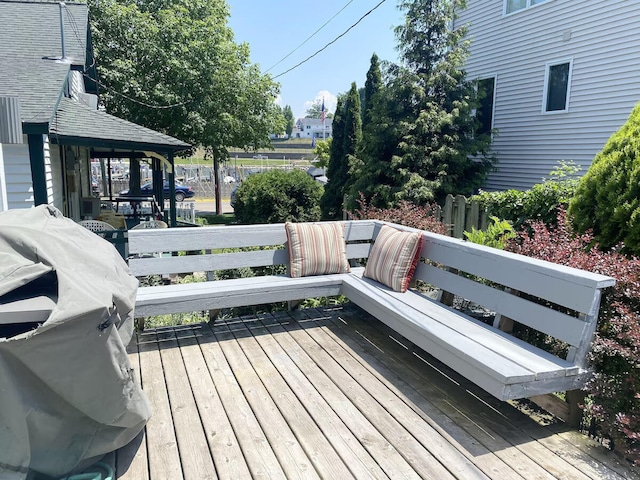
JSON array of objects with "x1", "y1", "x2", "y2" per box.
[
  {"x1": 543, "y1": 60, "x2": 572, "y2": 113},
  {"x1": 505, "y1": 0, "x2": 548, "y2": 14}
]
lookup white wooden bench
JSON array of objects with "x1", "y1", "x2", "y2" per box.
[{"x1": 127, "y1": 220, "x2": 615, "y2": 407}]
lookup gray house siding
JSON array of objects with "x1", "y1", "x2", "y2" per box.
[{"x1": 457, "y1": 0, "x2": 640, "y2": 190}]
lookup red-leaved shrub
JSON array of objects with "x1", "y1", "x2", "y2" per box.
[
  {"x1": 508, "y1": 210, "x2": 640, "y2": 464},
  {"x1": 350, "y1": 194, "x2": 448, "y2": 235}
]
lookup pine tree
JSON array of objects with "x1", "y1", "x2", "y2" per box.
[
  {"x1": 321, "y1": 84, "x2": 362, "y2": 219},
  {"x1": 348, "y1": 0, "x2": 493, "y2": 210},
  {"x1": 362, "y1": 53, "x2": 382, "y2": 129},
  {"x1": 392, "y1": 0, "x2": 493, "y2": 204},
  {"x1": 320, "y1": 97, "x2": 346, "y2": 219}
]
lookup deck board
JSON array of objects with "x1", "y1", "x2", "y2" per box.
[{"x1": 116, "y1": 305, "x2": 639, "y2": 480}]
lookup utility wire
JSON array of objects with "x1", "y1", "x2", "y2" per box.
[
  {"x1": 273, "y1": 0, "x2": 388, "y2": 80},
  {"x1": 82, "y1": 72, "x2": 188, "y2": 109},
  {"x1": 265, "y1": 0, "x2": 354, "y2": 73}
]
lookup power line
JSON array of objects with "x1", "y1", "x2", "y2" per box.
[
  {"x1": 264, "y1": 0, "x2": 354, "y2": 74},
  {"x1": 273, "y1": 0, "x2": 389, "y2": 80},
  {"x1": 82, "y1": 72, "x2": 188, "y2": 110}
]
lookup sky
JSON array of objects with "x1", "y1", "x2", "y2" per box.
[{"x1": 226, "y1": 0, "x2": 404, "y2": 120}]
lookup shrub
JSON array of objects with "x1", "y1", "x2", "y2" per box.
[
  {"x1": 349, "y1": 194, "x2": 447, "y2": 235},
  {"x1": 568, "y1": 103, "x2": 640, "y2": 256},
  {"x1": 233, "y1": 169, "x2": 322, "y2": 224},
  {"x1": 507, "y1": 211, "x2": 640, "y2": 464},
  {"x1": 473, "y1": 161, "x2": 579, "y2": 231},
  {"x1": 464, "y1": 216, "x2": 515, "y2": 250}
]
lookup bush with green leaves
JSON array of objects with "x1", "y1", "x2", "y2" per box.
[
  {"x1": 568, "y1": 103, "x2": 640, "y2": 256},
  {"x1": 233, "y1": 169, "x2": 322, "y2": 224},
  {"x1": 472, "y1": 161, "x2": 579, "y2": 231},
  {"x1": 464, "y1": 216, "x2": 515, "y2": 250}
]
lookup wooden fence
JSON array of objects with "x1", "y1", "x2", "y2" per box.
[{"x1": 436, "y1": 194, "x2": 488, "y2": 238}]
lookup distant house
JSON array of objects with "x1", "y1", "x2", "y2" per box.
[
  {"x1": 291, "y1": 118, "x2": 333, "y2": 139},
  {"x1": 0, "y1": 0, "x2": 189, "y2": 223},
  {"x1": 455, "y1": 0, "x2": 640, "y2": 190}
]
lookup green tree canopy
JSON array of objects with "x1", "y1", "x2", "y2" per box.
[
  {"x1": 88, "y1": 0, "x2": 283, "y2": 213},
  {"x1": 312, "y1": 138, "x2": 332, "y2": 169}
]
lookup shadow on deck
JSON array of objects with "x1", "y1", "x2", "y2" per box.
[{"x1": 110, "y1": 304, "x2": 637, "y2": 480}]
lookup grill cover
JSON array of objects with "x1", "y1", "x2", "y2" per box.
[{"x1": 0, "y1": 205, "x2": 150, "y2": 479}]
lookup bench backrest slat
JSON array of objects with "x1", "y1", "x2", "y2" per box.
[
  {"x1": 129, "y1": 242, "x2": 372, "y2": 277},
  {"x1": 414, "y1": 231, "x2": 614, "y2": 315},
  {"x1": 128, "y1": 220, "x2": 376, "y2": 256},
  {"x1": 415, "y1": 263, "x2": 590, "y2": 347}
]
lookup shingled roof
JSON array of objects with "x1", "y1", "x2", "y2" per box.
[
  {"x1": 50, "y1": 98, "x2": 190, "y2": 152},
  {"x1": 0, "y1": 0, "x2": 189, "y2": 151},
  {"x1": 0, "y1": 0, "x2": 89, "y2": 124}
]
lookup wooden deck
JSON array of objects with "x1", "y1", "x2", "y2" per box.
[{"x1": 110, "y1": 305, "x2": 638, "y2": 480}]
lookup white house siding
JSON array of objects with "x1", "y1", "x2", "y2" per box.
[
  {"x1": 45, "y1": 137, "x2": 65, "y2": 211},
  {"x1": 1, "y1": 139, "x2": 34, "y2": 209},
  {"x1": 456, "y1": 0, "x2": 640, "y2": 190}
]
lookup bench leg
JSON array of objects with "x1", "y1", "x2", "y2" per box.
[
  {"x1": 135, "y1": 317, "x2": 145, "y2": 331},
  {"x1": 288, "y1": 300, "x2": 302, "y2": 311},
  {"x1": 566, "y1": 390, "x2": 586, "y2": 428},
  {"x1": 208, "y1": 309, "x2": 220, "y2": 323}
]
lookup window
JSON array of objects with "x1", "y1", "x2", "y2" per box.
[
  {"x1": 543, "y1": 60, "x2": 572, "y2": 113},
  {"x1": 505, "y1": 0, "x2": 548, "y2": 14},
  {"x1": 476, "y1": 77, "x2": 496, "y2": 136}
]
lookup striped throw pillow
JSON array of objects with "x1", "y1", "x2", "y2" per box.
[
  {"x1": 285, "y1": 222, "x2": 351, "y2": 278},
  {"x1": 364, "y1": 225, "x2": 424, "y2": 292}
]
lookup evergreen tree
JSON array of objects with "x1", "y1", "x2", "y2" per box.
[
  {"x1": 320, "y1": 97, "x2": 346, "y2": 219},
  {"x1": 392, "y1": 0, "x2": 493, "y2": 204},
  {"x1": 321, "y1": 84, "x2": 362, "y2": 219},
  {"x1": 348, "y1": 0, "x2": 493, "y2": 210},
  {"x1": 362, "y1": 53, "x2": 382, "y2": 129},
  {"x1": 283, "y1": 105, "x2": 295, "y2": 137}
]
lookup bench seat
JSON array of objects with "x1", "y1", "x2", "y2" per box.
[
  {"x1": 135, "y1": 272, "x2": 346, "y2": 318},
  {"x1": 342, "y1": 271, "x2": 589, "y2": 401}
]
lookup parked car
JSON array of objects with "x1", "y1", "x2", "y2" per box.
[
  {"x1": 120, "y1": 181, "x2": 195, "y2": 202},
  {"x1": 223, "y1": 175, "x2": 236, "y2": 184}
]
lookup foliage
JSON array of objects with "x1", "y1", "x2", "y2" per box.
[
  {"x1": 321, "y1": 84, "x2": 362, "y2": 220},
  {"x1": 283, "y1": 105, "x2": 295, "y2": 137},
  {"x1": 507, "y1": 211, "x2": 640, "y2": 464},
  {"x1": 233, "y1": 169, "x2": 322, "y2": 224},
  {"x1": 348, "y1": 0, "x2": 493, "y2": 209},
  {"x1": 305, "y1": 100, "x2": 334, "y2": 119},
  {"x1": 349, "y1": 193, "x2": 447, "y2": 235},
  {"x1": 464, "y1": 216, "x2": 515, "y2": 250},
  {"x1": 472, "y1": 161, "x2": 580, "y2": 231},
  {"x1": 88, "y1": 0, "x2": 283, "y2": 213},
  {"x1": 312, "y1": 138, "x2": 332, "y2": 169},
  {"x1": 568, "y1": 103, "x2": 640, "y2": 256},
  {"x1": 362, "y1": 53, "x2": 382, "y2": 129}
]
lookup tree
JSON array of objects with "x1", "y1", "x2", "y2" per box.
[
  {"x1": 362, "y1": 53, "x2": 382, "y2": 129},
  {"x1": 391, "y1": 0, "x2": 493, "y2": 204},
  {"x1": 321, "y1": 84, "x2": 361, "y2": 219},
  {"x1": 283, "y1": 105, "x2": 295, "y2": 137},
  {"x1": 233, "y1": 170, "x2": 322, "y2": 224},
  {"x1": 349, "y1": 0, "x2": 493, "y2": 209},
  {"x1": 305, "y1": 100, "x2": 334, "y2": 119},
  {"x1": 88, "y1": 0, "x2": 283, "y2": 214},
  {"x1": 320, "y1": 97, "x2": 345, "y2": 219},
  {"x1": 312, "y1": 138, "x2": 332, "y2": 169}
]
